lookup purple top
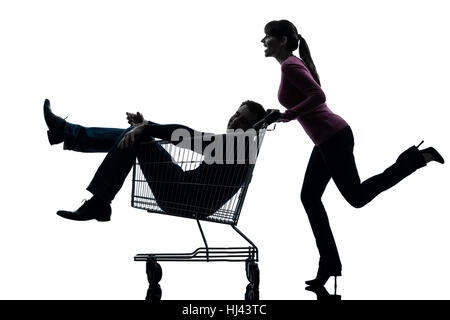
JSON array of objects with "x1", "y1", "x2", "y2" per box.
[{"x1": 278, "y1": 56, "x2": 348, "y2": 145}]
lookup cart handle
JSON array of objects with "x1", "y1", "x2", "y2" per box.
[{"x1": 252, "y1": 109, "x2": 281, "y2": 130}]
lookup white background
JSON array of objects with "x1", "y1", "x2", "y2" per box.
[{"x1": 0, "y1": 0, "x2": 449, "y2": 300}]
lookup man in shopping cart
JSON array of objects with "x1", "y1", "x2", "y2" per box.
[{"x1": 43, "y1": 99, "x2": 268, "y2": 221}]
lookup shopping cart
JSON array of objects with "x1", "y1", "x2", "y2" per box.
[{"x1": 131, "y1": 110, "x2": 280, "y2": 300}]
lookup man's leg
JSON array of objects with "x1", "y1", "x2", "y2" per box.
[
  {"x1": 44, "y1": 99, "x2": 125, "y2": 153},
  {"x1": 86, "y1": 127, "x2": 140, "y2": 202},
  {"x1": 57, "y1": 127, "x2": 137, "y2": 221},
  {"x1": 63, "y1": 122, "x2": 125, "y2": 153},
  {"x1": 57, "y1": 128, "x2": 187, "y2": 221},
  {"x1": 135, "y1": 140, "x2": 186, "y2": 214}
]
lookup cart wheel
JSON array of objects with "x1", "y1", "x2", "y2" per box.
[
  {"x1": 145, "y1": 260, "x2": 162, "y2": 301},
  {"x1": 146, "y1": 260, "x2": 162, "y2": 284},
  {"x1": 244, "y1": 260, "x2": 260, "y2": 301},
  {"x1": 146, "y1": 284, "x2": 162, "y2": 301},
  {"x1": 245, "y1": 261, "x2": 260, "y2": 286},
  {"x1": 245, "y1": 283, "x2": 259, "y2": 301}
]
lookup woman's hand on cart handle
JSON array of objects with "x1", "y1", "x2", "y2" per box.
[
  {"x1": 253, "y1": 109, "x2": 281, "y2": 129},
  {"x1": 275, "y1": 111, "x2": 290, "y2": 123},
  {"x1": 265, "y1": 109, "x2": 282, "y2": 124}
]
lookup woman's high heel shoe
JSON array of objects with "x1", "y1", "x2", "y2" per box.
[
  {"x1": 420, "y1": 147, "x2": 445, "y2": 164},
  {"x1": 305, "y1": 275, "x2": 339, "y2": 289}
]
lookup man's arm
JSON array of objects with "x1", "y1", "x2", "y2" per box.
[
  {"x1": 126, "y1": 112, "x2": 159, "y2": 126},
  {"x1": 118, "y1": 121, "x2": 221, "y2": 152},
  {"x1": 145, "y1": 123, "x2": 227, "y2": 156},
  {"x1": 144, "y1": 123, "x2": 200, "y2": 141}
]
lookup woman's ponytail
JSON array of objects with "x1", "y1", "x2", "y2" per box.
[
  {"x1": 298, "y1": 34, "x2": 321, "y2": 86},
  {"x1": 264, "y1": 20, "x2": 321, "y2": 85}
]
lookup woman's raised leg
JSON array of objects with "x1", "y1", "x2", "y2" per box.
[{"x1": 320, "y1": 126, "x2": 429, "y2": 209}]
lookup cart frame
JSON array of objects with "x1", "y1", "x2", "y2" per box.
[{"x1": 132, "y1": 111, "x2": 278, "y2": 300}]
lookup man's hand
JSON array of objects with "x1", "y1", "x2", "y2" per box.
[
  {"x1": 118, "y1": 124, "x2": 147, "y2": 150},
  {"x1": 126, "y1": 111, "x2": 146, "y2": 126}
]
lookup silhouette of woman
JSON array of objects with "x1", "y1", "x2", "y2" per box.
[{"x1": 261, "y1": 20, "x2": 445, "y2": 288}]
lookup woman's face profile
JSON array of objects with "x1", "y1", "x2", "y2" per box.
[{"x1": 261, "y1": 34, "x2": 283, "y2": 58}]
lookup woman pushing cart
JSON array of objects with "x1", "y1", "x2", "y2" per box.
[{"x1": 261, "y1": 19, "x2": 445, "y2": 289}]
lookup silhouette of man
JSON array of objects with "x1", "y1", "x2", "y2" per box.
[{"x1": 43, "y1": 99, "x2": 266, "y2": 221}]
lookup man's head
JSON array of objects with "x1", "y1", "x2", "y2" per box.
[{"x1": 227, "y1": 100, "x2": 266, "y2": 131}]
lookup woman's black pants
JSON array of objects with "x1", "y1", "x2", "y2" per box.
[{"x1": 301, "y1": 126, "x2": 426, "y2": 276}]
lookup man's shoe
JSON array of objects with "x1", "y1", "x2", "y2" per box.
[
  {"x1": 43, "y1": 99, "x2": 66, "y2": 145},
  {"x1": 57, "y1": 197, "x2": 111, "y2": 222}
]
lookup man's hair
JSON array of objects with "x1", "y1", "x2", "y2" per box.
[{"x1": 240, "y1": 100, "x2": 266, "y2": 122}]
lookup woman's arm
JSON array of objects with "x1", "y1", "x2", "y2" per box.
[{"x1": 281, "y1": 63, "x2": 326, "y2": 121}]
